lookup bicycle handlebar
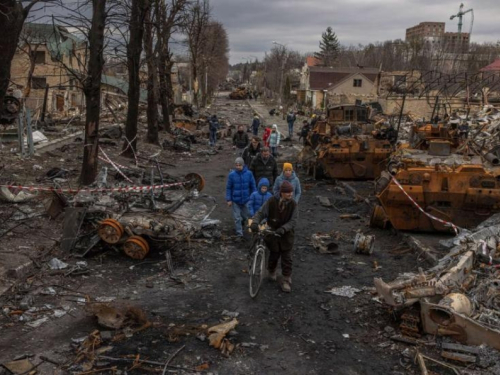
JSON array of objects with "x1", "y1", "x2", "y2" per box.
[{"x1": 254, "y1": 228, "x2": 281, "y2": 238}]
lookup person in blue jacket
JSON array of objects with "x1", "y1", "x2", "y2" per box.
[
  {"x1": 226, "y1": 157, "x2": 257, "y2": 238},
  {"x1": 273, "y1": 162, "x2": 301, "y2": 203},
  {"x1": 247, "y1": 178, "x2": 272, "y2": 217}
]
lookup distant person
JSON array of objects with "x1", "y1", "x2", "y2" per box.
[
  {"x1": 310, "y1": 114, "x2": 318, "y2": 128},
  {"x1": 233, "y1": 125, "x2": 249, "y2": 157},
  {"x1": 262, "y1": 124, "x2": 272, "y2": 147},
  {"x1": 251, "y1": 180, "x2": 298, "y2": 293},
  {"x1": 273, "y1": 162, "x2": 301, "y2": 203},
  {"x1": 226, "y1": 157, "x2": 256, "y2": 239},
  {"x1": 251, "y1": 114, "x2": 261, "y2": 136},
  {"x1": 208, "y1": 114, "x2": 220, "y2": 147},
  {"x1": 247, "y1": 177, "x2": 272, "y2": 217},
  {"x1": 299, "y1": 120, "x2": 311, "y2": 145},
  {"x1": 250, "y1": 146, "x2": 278, "y2": 186},
  {"x1": 242, "y1": 136, "x2": 261, "y2": 166},
  {"x1": 286, "y1": 110, "x2": 296, "y2": 139},
  {"x1": 269, "y1": 124, "x2": 281, "y2": 158}
]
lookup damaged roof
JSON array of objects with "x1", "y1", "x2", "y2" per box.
[
  {"x1": 309, "y1": 66, "x2": 379, "y2": 91},
  {"x1": 20, "y1": 23, "x2": 85, "y2": 60},
  {"x1": 101, "y1": 74, "x2": 147, "y2": 103}
]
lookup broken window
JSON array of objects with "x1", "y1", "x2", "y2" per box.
[
  {"x1": 353, "y1": 79, "x2": 362, "y2": 88},
  {"x1": 32, "y1": 77, "x2": 47, "y2": 89},
  {"x1": 31, "y1": 50, "x2": 46, "y2": 64},
  {"x1": 357, "y1": 109, "x2": 367, "y2": 122}
]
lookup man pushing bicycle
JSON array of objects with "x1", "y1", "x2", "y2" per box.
[{"x1": 250, "y1": 180, "x2": 298, "y2": 293}]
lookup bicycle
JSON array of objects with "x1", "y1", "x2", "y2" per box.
[{"x1": 248, "y1": 227, "x2": 280, "y2": 298}]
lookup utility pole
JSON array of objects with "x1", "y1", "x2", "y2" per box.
[{"x1": 272, "y1": 41, "x2": 287, "y2": 105}]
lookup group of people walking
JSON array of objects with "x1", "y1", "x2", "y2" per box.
[{"x1": 225, "y1": 119, "x2": 302, "y2": 293}]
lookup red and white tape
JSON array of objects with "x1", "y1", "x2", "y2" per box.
[
  {"x1": 391, "y1": 176, "x2": 461, "y2": 235},
  {"x1": 0, "y1": 181, "x2": 186, "y2": 194},
  {"x1": 99, "y1": 146, "x2": 133, "y2": 183}
]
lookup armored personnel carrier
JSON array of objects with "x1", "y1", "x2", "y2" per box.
[
  {"x1": 300, "y1": 104, "x2": 395, "y2": 180},
  {"x1": 371, "y1": 122, "x2": 500, "y2": 232}
]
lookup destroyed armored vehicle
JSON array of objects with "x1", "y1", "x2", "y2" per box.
[
  {"x1": 374, "y1": 219, "x2": 500, "y2": 351},
  {"x1": 371, "y1": 122, "x2": 500, "y2": 232},
  {"x1": 61, "y1": 173, "x2": 219, "y2": 260},
  {"x1": 299, "y1": 104, "x2": 394, "y2": 180},
  {"x1": 229, "y1": 87, "x2": 249, "y2": 100}
]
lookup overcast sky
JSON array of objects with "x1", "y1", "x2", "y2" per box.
[{"x1": 210, "y1": 0, "x2": 499, "y2": 65}]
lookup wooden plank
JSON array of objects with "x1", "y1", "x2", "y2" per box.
[
  {"x1": 441, "y1": 351, "x2": 476, "y2": 363},
  {"x1": 441, "y1": 342, "x2": 480, "y2": 355}
]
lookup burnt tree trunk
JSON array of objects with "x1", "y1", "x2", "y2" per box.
[
  {"x1": 156, "y1": 2, "x2": 171, "y2": 133},
  {"x1": 0, "y1": 1, "x2": 28, "y2": 112},
  {"x1": 143, "y1": 6, "x2": 158, "y2": 144},
  {"x1": 122, "y1": 0, "x2": 150, "y2": 157},
  {"x1": 157, "y1": 49, "x2": 171, "y2": 132},
  {"x1": 80, "y1": 0, "x2": 107, "y2": 185}
]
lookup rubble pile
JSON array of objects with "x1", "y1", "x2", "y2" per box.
[{"x1": 374, "y1": 214, "x2": 500, "y2": 371}]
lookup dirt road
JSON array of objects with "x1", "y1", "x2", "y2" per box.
[{"x1": 0, "y1": 94, "x2": 428, "y2": 374}]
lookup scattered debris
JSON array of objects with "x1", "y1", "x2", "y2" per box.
[
  {"x1": 207, "y1": 318, "x2": 238, "y2": 356},
  {"x1": 317, "y1": 196, "x2": 332, "y2": 207},
  {"x1": 0, "y1": 186, "x2": 37, "y2": 203},
  {"x1": 311, "y1": 233, "x2": 339, "y2": 254},
  {"x1": 324, "y1": 286, "x2": 361, "y2": 298},
  {"x1": 48, "y1": 257, "x2": 69, "y2": 270},
  {"x1": 353, "y1": 233, "x2": 375, "y2": 255}
]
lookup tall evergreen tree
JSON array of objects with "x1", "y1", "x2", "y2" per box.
[{"x1": 314, "y1": 27, "x2": 340, "y2": 67}]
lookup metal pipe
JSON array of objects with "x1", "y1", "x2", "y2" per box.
[{"x1": 394, "y1": 94, "x2": 406, "y2": 143}]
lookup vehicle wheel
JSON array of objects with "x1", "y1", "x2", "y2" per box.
[
  {"x1": 249, "y1": 247, "x2": 265, "y2": 298},
  {"x1": 123, "y1": 235, "x2": 150, "y2": 260},
  {"x1": 98, "y1": 219, "x2": 124, "y2": 244}
]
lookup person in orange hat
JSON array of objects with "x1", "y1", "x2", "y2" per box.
[{"x1": 273, "y1": 162, "x2": 301, "y2": 203}]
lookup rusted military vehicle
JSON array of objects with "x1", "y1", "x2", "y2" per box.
[
  {"x1": 299, "y1": 104, "x2": 394, "y2": 180},
  {"x1": 371, "y1": 122, "x2": 500, "y2": 232}
]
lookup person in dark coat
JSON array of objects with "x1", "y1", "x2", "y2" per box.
[
  {"x1": 251, "y1": 180, "x2": 298, "y2": 293},
  {"x1": 251, "y1": 114, "x2": 261, "y2": 136},
  {"x1": 233, "y1": 125, "x2": 249, "y2": 157},
  {"x1": 226, "y1": 157, "x2": 257, "y2": 238},
  {"x1": 299, "y1": 120, "x2": 311, "y2": 145},
  {"x1": 286, "y1": 110, "x2": 296, "y2": 139},
  {"x1": 242, "y1": 137, "x2": 261, "y2": 167},
  {"x1": 208, "y1": 115, "x2": 220, "y2": 147},
  {"x1": 250, "y1": 146, "x2": 278, "y2": 185}
]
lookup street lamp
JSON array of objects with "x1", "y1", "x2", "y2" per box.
[{"x1": 272, "y1": 41, "x2": 287, "y2": 105}]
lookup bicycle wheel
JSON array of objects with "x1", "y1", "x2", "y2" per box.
[{"x1": 249, "y1": 246, "x2": 265, "y2": 298}]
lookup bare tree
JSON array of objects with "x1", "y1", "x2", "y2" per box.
[
  {"x1": 198, "y1": 21, "x2": 229, "y2": 106},
  {"x1": 81, "y1": 0, "x2": 108, "y2": 185},
  {"x1": 183, "y1": 0, "x2": 210, "y2": 107},
  {"x1": 156, "y1": 0, "x2": 188, "y2": 132},
  {"x1": 143, "y1": 3, "x2": 158, "y2": 144},
  {"x1": 122, "y1": 0, "x2": 150, "y2": 157},
  {"x1": 0, "y1": 0, "x2": 53, "y2": 111},
  {"x1": 51, "y1": 0, "x2": 120, "y2": 184}
]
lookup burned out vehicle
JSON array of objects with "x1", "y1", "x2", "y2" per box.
[
  {"x1": 374, "y1": 219, "x2": 500, "y2": 352},
  {"x1": 371, "y1": 122, "x2": 500, "y2": 232},
  {"x1": 299, "y1": 104, "x2": 395, "y2": 180},
  {"x1": 61, "y1": 173, "x2": 219, "y2": 260}
]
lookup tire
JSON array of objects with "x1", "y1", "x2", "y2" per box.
[{"x1": 249, "y1": 246, "x2": 265, "y2": 298}]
